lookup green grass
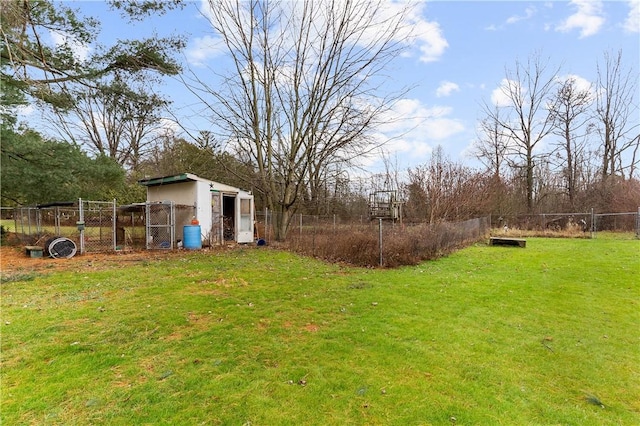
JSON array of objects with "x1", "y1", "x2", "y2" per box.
[
  {"x1": 1, "y1": 219, "x2": 17, "y2": 233},
  {"x1": 1, "y1": 238, "x2": 639, "y2": 425},
  {"x1": 0, "y1": 219, "x2": 121, "y2": 235}
]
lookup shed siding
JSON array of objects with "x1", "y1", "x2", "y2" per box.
[{"x1": 147, "y1": 182, "x2": 197, "y2": 205}]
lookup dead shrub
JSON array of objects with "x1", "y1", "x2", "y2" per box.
[
  {"x1": 493, "y1": 225, "x2": 590, "y2": 239},
  {"x1": 284, "y1": 218, "x2": 490, "y2": 268}
]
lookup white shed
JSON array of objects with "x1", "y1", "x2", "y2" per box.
[{"x1": 139, "y1": 173, "x2": 255, "y2": 246}]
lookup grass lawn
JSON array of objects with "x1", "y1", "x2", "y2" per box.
[{"x1": 1, "y1": 238, "x2": 639, "y2": 425}]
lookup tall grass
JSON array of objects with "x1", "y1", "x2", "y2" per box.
[{"x1": 1, "y1": 238, "x2": 639, "y2": 424}]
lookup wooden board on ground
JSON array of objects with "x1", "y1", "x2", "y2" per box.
[
  {"x1": 489, "y1": 237, "x2": 526, "y2": 248},
  {"x1": 24, "y1": 246, "x2": 44, "y2": 258}
]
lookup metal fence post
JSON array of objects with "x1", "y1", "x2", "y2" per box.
[
  {"x1": 170, "y1": 201, "x2": 175, "y2": 250},
  {"x1": 590, "y1": 208, "x2": 595, "y2": 239},
  {"x1": 79, "y1": 198, "x2": 85, "y2": 254},
  {"x1": 379, "y1": 218, "x2": 383, "y2": 267},
  {"x1": 112, "y1": 198, "x2": 117, "y2": 251},
  {"x1": 312, "y1": 215, "x2": 318, "y2": 256}
]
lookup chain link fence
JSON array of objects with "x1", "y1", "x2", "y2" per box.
[
  {"x1": 116, "y1": 204, "x2": 147, "y2": 250},
  {"x1": 2, "y1": 203, "x2": 637, "y2": 260},
  {"x1": 80, "y1": 199, "x2": 117, "y2": 253},
  {"x1": 1, "y1": 201, "x2": 118, "y2": 253},
  {"x1": 593, "y1": 211, "x2": 639, "y2": 236},
  {"x1": 255, "y1": 211, "x2": 491, "y2": 267},
  {"x1": 1, "y1": 200, "x2": 196, "y2": 253},
  {"x1": 494, "y1": 209, "x2": 640, "y2": 238},
  {"x1": 146, "y1": 202, "x2": 175, "y2": 250},
  {"x1": 143, "y1": 202, "x2": 195, "y2": 250},
  {"x1": 2, "y1": 203, "x2": 78, "y2": 244}
]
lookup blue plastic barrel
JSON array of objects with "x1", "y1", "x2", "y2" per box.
[{"x1": 183, "y1": 225, "x2": 202, "y2": 249}]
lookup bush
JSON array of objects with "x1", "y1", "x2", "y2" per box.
[{"x1": 284, "y1": 217, "x2": 490, "y2": 268}]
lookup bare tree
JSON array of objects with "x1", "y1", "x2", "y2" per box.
[
  {"x1": 474, "y1": 107, "x2": 509, "y2": 179},
  {"x1": 548, "y1": 76, "x2": 593, "y2": 208},
  {"x1": 186, "y1": 0, "x2": 410, "y2": 240},
  {"x1": 48, "y1": 75, "x2": 170, "y2": 170},
  {"x1": 407, "y1": 146, "x2": 455, "y2": 224},
  {"x1": 406, "y1": 146, "x2": 493, "y2": 223},
  {"x1": 594, "y1": 50, "x2": 640, "y2": 180},
  {"x1": 481, "y1": 54, "x2": 559, "y2": 212}
]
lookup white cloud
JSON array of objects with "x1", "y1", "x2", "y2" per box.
[
  {"x1": 388, "y1": 2, "x2": 448, "y2": 63},
  {"x1": 506, "y1": 6, "x2": 536, "y2": 24},
  {"x1": 486, "y1": 5, "x2": 537, "y2": 31},
  {"x1": 186, "y1": 35, "x2": 226, "y2": 67},
  {"x1": 412, "y1": 19, "x2": 449, "y2": 63},
  {"x1": 367, "y1": 98, "x2": 464, "y2": 167},
  {"x1": 49, "y1": 30, "x2": 91, "y2": 62},
  {"x1": 157, "y1": 118, "x2": 180, "y2": 135},
  {"x1": 491, "y1": 79, "x2": 520, "y2": 107},
  {"x1": 16, "y1": 104, "x2": 35, "y2": 117},
  {"x1": 556, "y1": 73, "x2": 593, "y2": 95},
  {"x1": 196, "y1": 0, "x2": 448, "y2": 65},
  {"x1": 556, "y1": 0, "x2": 605, "y2": 38},
  {"x1": 436, "y1": 81, "x2": 460, "y2": 98},
  {"x1": 623, "y1": 0, "x2": 640, "y2": 33}
]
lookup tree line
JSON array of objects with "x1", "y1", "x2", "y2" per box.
[
  {"x1": 1, "y1": 1, "x2": 638, "y2": 240},
  {"x1": 471, "y1": 51, "x2": 639, "y2": 217}
]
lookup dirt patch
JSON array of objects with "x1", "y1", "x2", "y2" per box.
[
  {"x1": 0, "y1": 244, "x2": 208, "y2": 275},
  {"x1": 282, "y1": 321, "x2": 320, "y2": 333},
  {"x1": 303, "y1": 323, "x2": 320, "y2": 332}
]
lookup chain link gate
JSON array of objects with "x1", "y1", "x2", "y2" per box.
[
  {"x1": 79, "y1": 199, "x2": 117, "y2": 254},
  {"x1": 146, "y1": 202, "x2": 175, "y2": 249}
]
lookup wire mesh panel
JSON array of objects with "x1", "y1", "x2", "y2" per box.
[
  {"x1": 12, "y1": 207, "x2": 50, "y2": 239},
  {"x1": 115, "y1": 204, "x2": 147, "y2": 250},
  {"x1": 39, "y1": 205, "x2": 77, "y2": 235},
  {"x1": 5, "y1": 205, "x2": 79, "y2": 246},
  {"x1": 146, "y1": 202, "x2": 175, "y2": 249},
  {"x1": 10, "y1": 207, "x2": 42, "y2": 239},
  {"x1": 593, "y1": 212, "x2": 639, "y2": 234},
  {"x1": 174, "y1": 204, "x2": 197, "y2": 245},
  {"x1": 496, "y1": 213, "x2": 592, "y2": 233},
  {"x1": 80, "y1": 200, "x2": 116, "y2": 253},
  {"x1": 273, "y1": 211, "x2": 491, "y2": 267}
]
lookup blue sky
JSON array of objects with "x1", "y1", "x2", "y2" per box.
[{"x1": 43, "y1": 1, "x2": 640, "y2": 173}]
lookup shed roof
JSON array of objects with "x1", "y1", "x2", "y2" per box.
[
  {"x1": 138, "y1": 173, "x2": 201, "y2": 187},
  {"x1": 35, "y1": 201, "x2": 76, "y2": 208},
  {"x1": 138, "y1": 173, "x2": 248, "y2": 194}
]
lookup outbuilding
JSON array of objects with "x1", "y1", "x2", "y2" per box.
[{"x1": 138, "y1": 173, "x2": 255, "y2": 247}]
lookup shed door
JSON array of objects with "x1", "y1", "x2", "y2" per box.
[
  {"x1": 211, "y1": 191, "x2": 222, "y2": 246},
  {"x1": 236, "y1": 196, "x2": 254, "y2": 243}
]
